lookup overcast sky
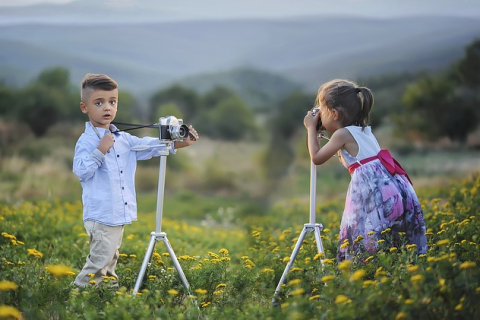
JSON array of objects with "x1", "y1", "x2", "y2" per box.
[{"x1": 1, "y1": 0, "x2": 480, "y2": 21}]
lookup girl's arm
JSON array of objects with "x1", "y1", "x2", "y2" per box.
[{"x1": 304, "y1": 111, "x2": 349, "y2": 165}]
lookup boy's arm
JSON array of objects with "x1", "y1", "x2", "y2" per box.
[{"x1": 73, "y1": 139, "x2": 105, "y2": 182}]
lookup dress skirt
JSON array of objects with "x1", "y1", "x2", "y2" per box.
[{"x1": 337, "y1": 159, "x2": 428, "y2": 261}]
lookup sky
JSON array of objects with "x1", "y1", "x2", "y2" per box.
[{"x1": 1, "y1": 0, "x2": 480, "y2": 21}]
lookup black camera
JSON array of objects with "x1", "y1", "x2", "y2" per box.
[
  {"x1": 158, "y1": 116, "x2": 190, "y2": 141},
  {"x1": 311, "y1": 107, "x2": 323, "y2": 131}
]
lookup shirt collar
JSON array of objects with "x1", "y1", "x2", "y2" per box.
[{"x1": 84, "y1": 122, "x2": 119, "y2": 138}]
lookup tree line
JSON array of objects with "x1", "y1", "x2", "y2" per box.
[{"x1": 0, "y1": 39, "x2": 479, "y2": 180}]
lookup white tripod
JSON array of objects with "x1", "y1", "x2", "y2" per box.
[
  {"x1": 132, "y1": 141, "x2": 190, "y2": 296},
  {"x1": 272, "y1": 161, "x2": 325, "y2": 302}
]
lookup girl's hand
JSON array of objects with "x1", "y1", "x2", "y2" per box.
[{"x1": 304, "y1": 111, "x2": 320, "y2": 129}]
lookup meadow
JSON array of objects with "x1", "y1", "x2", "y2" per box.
[{"x1": 1, "y1": 167, "x2": 479, "y2": 319}]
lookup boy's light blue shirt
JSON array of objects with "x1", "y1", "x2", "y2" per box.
[{"x1": 73, "y1": 122, "x2": 175, "y2": 226}]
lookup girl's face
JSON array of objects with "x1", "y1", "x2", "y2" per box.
[{"x1": 319, "y1": 105, "x2": 340, "y2": 132}]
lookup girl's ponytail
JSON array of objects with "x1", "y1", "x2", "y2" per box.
[{"x1": 356, "y1": 87, "x2": 374, "y2": 128}]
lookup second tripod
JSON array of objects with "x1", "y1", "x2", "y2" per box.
[{"x1": 272, "y1": 161, "x2": 325, "y2": 302}]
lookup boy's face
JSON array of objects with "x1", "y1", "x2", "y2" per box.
[{"x1": 80, "y1": 89, "x2": 118, "y2": 129}]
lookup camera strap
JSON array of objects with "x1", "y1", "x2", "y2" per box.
[{"x1": 111, "y1": 121, "x2": 158, "y2": 133}]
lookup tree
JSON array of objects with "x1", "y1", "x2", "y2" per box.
[
  {"x1": 18, "y1": 84, "x2": 64, "y2": 136},
  {"x1": 399, "y1": 76, "x2": 477, "y2": 144},
  {"x1": 201, "y1": 86, "x2": 237, "y2": 111},
  {"x1": 0, "y1": 83, "x2": 16, "y2": 116},
  {"x1": 199, "y1": 96, "x2": 257, "y2": 141},
  {"x1": 395, "y1": 39, "x2": 480, "y2": 145},
  {"x1": 262, "y1": 91, "x2": 315, "y2": 181},
  {"x1": 149, "y1": 85, "x2": 200, "y2": 121},
  {"x1": 456, "y1": 39, "x2": 480, "y2": 87},
  {"x1": 15, "y1": 67, "x2": 79, "y2": 136}
]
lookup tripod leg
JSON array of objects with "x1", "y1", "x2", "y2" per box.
[
  {"x1": 133, "y1": 234, "x2": 157, "y2": 296},
  {"x1": 314, "y1": 226, "x2": 324, "y2": 254},
  {"x1": 163, "y1": 236, "x2": 190, "y2": 290},
  {"x1": 273, "y1": 227, "x2": 308, "y2": 300}
]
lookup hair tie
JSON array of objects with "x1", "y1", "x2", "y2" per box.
[{"x1": 355, "y1": 88, "x2": 361, "y2": 93}]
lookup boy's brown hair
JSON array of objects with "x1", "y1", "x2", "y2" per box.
[{"x1": 81, "y1": 73, "x2": 118, "y2": 102}]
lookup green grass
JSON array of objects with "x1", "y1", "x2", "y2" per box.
[{"x1": 1, "y1": 174, "x2": 479, "y2": 319}]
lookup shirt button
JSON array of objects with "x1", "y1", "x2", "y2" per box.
[
  {"x1": 120, "y1": 171, "x2": 123, "y2": 174},
  {"x1": 122, "y1": 187, "x2": 124, "y2": 190},
  {"x1": 117, "y1": 155, "x2": 120, "y2": 158},
  {"x1": 124, "y1": 202, "x2": 127, "y2": 205}
]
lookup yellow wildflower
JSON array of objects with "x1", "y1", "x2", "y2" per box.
[
  {"x1": 218, "y1": 248, "x2": 229, "y2": 255},
  {"x1": 460, "y1": 261, "x2": 476, "y2": 270},
  {"x1": 436, "y1": 239, "x2": 450, "y2": 246},
  {"x1": 354, "y1": 235, "x2": 364, "y2": 244},
  {"x1": 309, "y1": 295, "x2": 320, "y2": 300},
  {"x1": 338, "y1": 260, "x2": 351, "y2": 272},
  {"x1": 335, "y1": 295, "x2": 350, "y2": 304},
  {"x1": 288, "y1": 279, "x2": 302, "y2": 286},
  {"x1": 321, "y1": 275, "x2": 334, "y2": 282},
  {"x1": 45, "y1": 265, "x2": 75, "y2": 277},
  {"x1": 313, "y1": 252, "x2": 325, "y2": 260},
  {"x1": 167, "y1": 289, "x2": 178, "y2": 296},
  {"x1": 0, "y1": 305, "x2": 22, "y2": 320},
  {"x1": 381, "y1": 228, "x2": 391, "y2": 234},
  {"x1": 195, "y1": 289, "x2": 207, "y2": 295},
  {"x1": 0, "y1": 281, "x2": 18, "y2": 291},
  {"x1": 350, "y1": 269, "x2": 366, "y2": 282},
  {"x1": 410, "y1": 275, "x2": 424, "y2": 283},
  {"x1": 262, "y1": 268, "x2": 275, "y2": 273},
  {"x1": 364, "y1": 256, "x2": 374, "y2": 263},
  {"x1": 389, "y1": 247, "x2": 398, "y2": 253},
  {"x1": 27, "y1": 248, "x2": 43, "y2": 258},
  {"x1": 407, "y1": 265, "x2": 420, "y2": 273},
  {"x1": 395, "y1": 312, "x2": 407, "y2": 320},
  {"x1": 290, "y1": 288, "x2": 305, "y2": 296}
]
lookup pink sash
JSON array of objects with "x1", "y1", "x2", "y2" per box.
[{"x1": 347, "y1": 149, "x2": 412, "y2": 185}]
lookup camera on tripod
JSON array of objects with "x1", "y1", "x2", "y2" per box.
[{"x1": 158, "y1": 116, "x2": 190, "y2": 141}]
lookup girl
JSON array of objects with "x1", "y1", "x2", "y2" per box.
[{"x1": 304, "y1": 79, "x2": 427, "y2": 261}]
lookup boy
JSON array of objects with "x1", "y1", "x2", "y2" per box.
[{"x1": 73, "y1": 73, "x2": 198, "y2": 288}]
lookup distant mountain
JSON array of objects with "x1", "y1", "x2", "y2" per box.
[{"x1": 0, "y1": 15, "x2": 479, "y2": 96}]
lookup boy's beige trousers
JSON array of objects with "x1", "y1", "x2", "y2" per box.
[{"x1": 74, "y1": 221, "x2": 124, "y2": 288}]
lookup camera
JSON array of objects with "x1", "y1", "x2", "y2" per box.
[
  {"x1": 158, "y1": 116, "x2": 190, "y2": 141},
  {"x1": 311, "y1": 106, "x2": 323, "y2": 131}
]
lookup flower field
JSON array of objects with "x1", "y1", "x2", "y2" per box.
[{"x1": 1, "y1": 173, "x2": 479, "y2": 319}]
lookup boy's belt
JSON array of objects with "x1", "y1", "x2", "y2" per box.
[{"x1": 348, "y1": 149, "x2": 412, "y2": 185}]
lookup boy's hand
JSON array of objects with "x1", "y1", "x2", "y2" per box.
[
  {"x1": 174, "y1": 126, "x2": 199, "y2": 149},
  {"x1": 97, "y1": 133, "x2": 115, "y2": 154},
  {"x1": 188, "y1": 126, "x2": 199, "y2": 142}
]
